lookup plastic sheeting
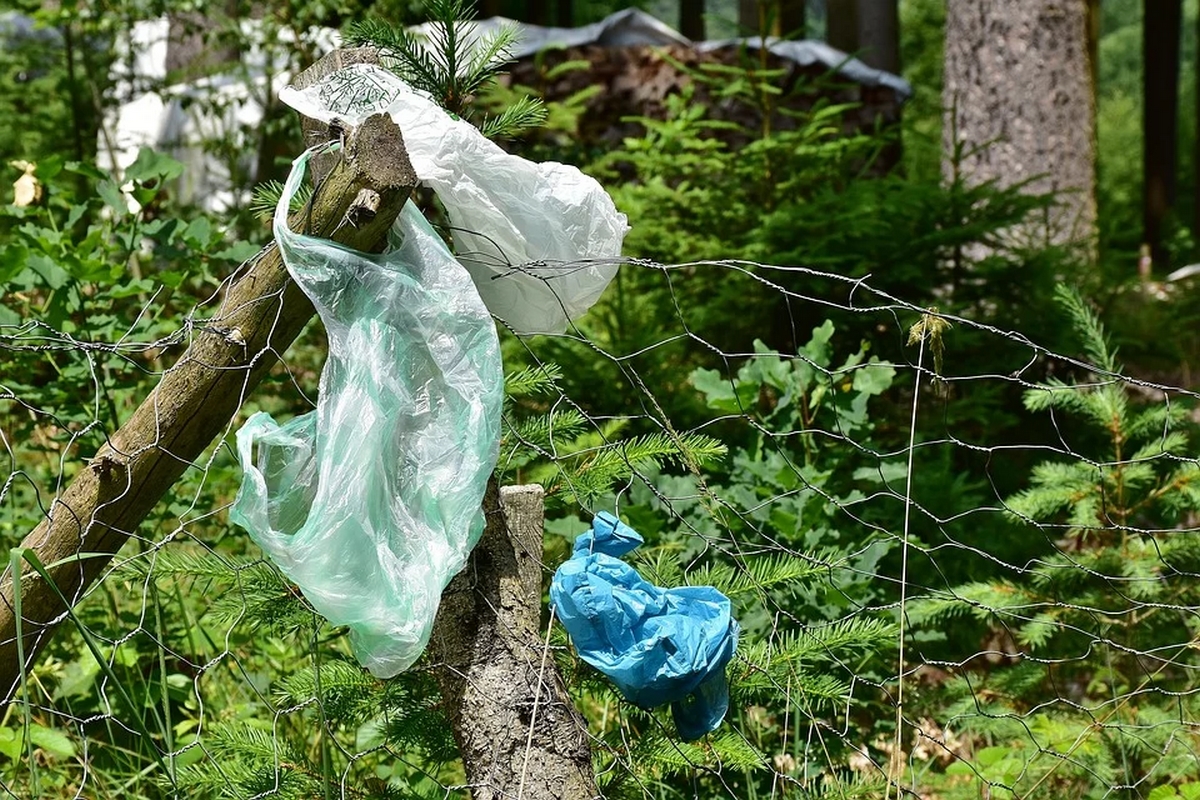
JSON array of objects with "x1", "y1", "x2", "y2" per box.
[
  {"x1": 97, "y1": 9, "x2": 909, "y2": 213},
  {"x1": 230, "y1": 146, "x2": 504, "y2": 678},
  {"x1": 550, "y1": 513, "x2": 739, "y2": 740},
  {"x1": 280, "y1": 64, "x2": 628, "y2": 336},
  {"x1": 415, "y1": 8, "x2": 911, "y2": 98}
]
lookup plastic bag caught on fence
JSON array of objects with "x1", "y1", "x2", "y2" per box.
[
  {"x1": 550, "y1": 513, "x2": 740, "y2": 740},
  {"x1": 230, "y1": 146, "x2": 504, "y2": 678},
  {"x1": 280, "y1": 63, "x2": 628, "y2": 335}
]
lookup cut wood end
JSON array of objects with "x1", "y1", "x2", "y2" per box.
[
  {"x1": 348, "y1": 188, "x2": 382, "y2": 225},
  {"x1": 347, "y1": 113, "x2": 417, "y2": 191}
]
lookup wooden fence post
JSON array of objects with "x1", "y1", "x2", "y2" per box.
[{"x1": 429, "y1": 483, "x2": 599, "y2": 800}]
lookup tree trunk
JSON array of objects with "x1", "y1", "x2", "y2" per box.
[
  {"x1": 556, "y1": 0, "x2": 573, "y2": 27},
  {"x1": 857, "y1": 0, "x2": 899, "y2": 73},
  {"x1": 680, "y1": 0, "x2": 706, "y2": 41},
  {"x1": 0, "y1": 52, "x2": 419, "y2": 703},
  {"x1": 826, "y1": 0, "x2": 860, "y2": 54},
  {"x1": 739, "y1": 0, "x2": 760, "y2": 36},
  {"x1": 428, "y1": 484, "x2": 598, "y2": 800},
  {"x1": 526, "y1": 0, "x2": 549, "y2": 26},
  {"x1": 779, "y1": 0, "x2": 806, "y2": 39},
  {"x1": 165, "y1": 2, "x2": 240, "y2": 82},
  {"x1": 943, "y1": 0, "x2": 1098, "y2": 257},
  {"x1": 1144, "y1": 0, "x2": 1183, "y2": 271}
]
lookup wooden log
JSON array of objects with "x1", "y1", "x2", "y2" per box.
[
  {"x1": 0, "y1": 110, "x2": 418, "y2": 702},
  {"x1": 429, "y1": 484, "x2": 599, "y2": 800}
]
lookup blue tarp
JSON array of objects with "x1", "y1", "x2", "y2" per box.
[{"x1": 550, "y1": 513, "x2": 739, "y2": 740}]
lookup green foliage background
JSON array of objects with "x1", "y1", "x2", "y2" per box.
[{"x1": 3, "y1": 1, "x2": 1200, "y2": 799}]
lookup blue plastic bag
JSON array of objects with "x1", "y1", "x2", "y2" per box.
[{"x1": 550, "y1": 513, "x2": 739, "y2": 740}]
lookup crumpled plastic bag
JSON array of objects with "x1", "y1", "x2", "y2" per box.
[
  {"x1": 230, "y1": 146, "x2": 504, "y2": 678},
  {"x1": 550, "y1": 513, "x2": 740, "y2": 740},
  {"x1": 279, "y1": 62, "x2": 628, "y2": 335}
]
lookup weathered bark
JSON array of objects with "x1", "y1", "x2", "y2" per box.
[
  {"x1": 429, "y1": 484, "x2": 598, "y2": 800},
  {"x1": 857, "y1": 0, "x2": 899, "y2": 74},
  {"x1": 943, "y1": 0, "x2": 1098, "y2": 256},
  {"x1": 1144, "y1": 0, "x2": 1183, "y2": 270},
  {"x1": 826, "y1": 0, "x2": 860, "y2": 54},
  {"x1": 0, "y1": 104, "x2": 419, "y2": 702}
]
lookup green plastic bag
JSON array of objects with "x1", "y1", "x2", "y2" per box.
[{"x1": 230, "y1": 146, "x2": 504, "y2": 677}]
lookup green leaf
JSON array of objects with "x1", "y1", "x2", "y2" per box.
[
  {"x1": 184, "y1": 217, "x2": 213, "y2": 248},
  {"x1": 125, "y1": 147, "x2": 184, "y2": 184},
  {"x1": 1149, "y1": 786, "x2": 1180, "y2": 800},
  {"x1": 109, "y1": 278, "x2": 156, "y2": 298},
  {"x1": 97, "y1": 179, "x2": 129, "y2": 215},
  {"x1": 27, "y1": 724, "x2": 76, "y2": 760},
  {"x1": 0, "y1": 728, "x2": 20, "y2": 761},
  {"x1": 26, "y1": 253, "x2": 70, "y2": 289},
  {"x1": 850, "y1": 359, "x2": 895, "y2": 396},
  {"x1": 0, "y1": 242, "x2": 29, "y2": 283},
  {"x1": 213, "y1": 241, "x2": 261, "y2": 262},
  {"x1": 691, "y1": 367, "x2": 757, "y2": 414}
]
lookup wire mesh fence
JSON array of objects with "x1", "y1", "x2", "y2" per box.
[{"x1": 3, "y1": 250, "x2": 1199, "y2": 800}]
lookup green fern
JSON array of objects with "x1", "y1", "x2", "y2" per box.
[
  {"x1": 116, "y1": 547, "x2": 319, "y2": 637},
  {"x1": 683, "y1": 552, "x2": 825, "y2": 598},
  {"x1": 248, "y1": 179, "x2": 313, "y2": 224},
  {"x1": 501, "y1": 360, "x2": 728, "y2": 505},
  {"x1": 914, "y1": 287, "x2": 1200, "y2": 796}
]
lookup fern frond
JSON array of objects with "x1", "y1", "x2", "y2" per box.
[
  {"x1": 1054, "y1": 284, "x2": 1119, "y2": 373},
  {"x1": 505, "y1": 408, "x2": 591, "y2": 452},
  {"x1": 114, "y1": 546, "x2": 245, "y2": 582},
  {"x1": 627, "y1": 729, "x2": 768, "y2": 773},
  {"x1": 504, "y1": 362, "x2": 563, "y2": 397},
  {"x1": 737, "y1": 618, "x2": 896, "y2": 679},
  {"x1": 1130, "y1": 431, "x2": 1190, "y2": 462},
  {"x1": 277, "y1": 660, "x2": 383, "y2": 721},
  {"x1": 346, "y1": 0, "x2": 530, "y2": 126},
  {"x1": 1022, "y1": 379, "x2": 1091, "y2": 416},
  {"x1": 345, "y1": 19, "x2": 445, "y2": 100},
  {"x1": 685, "y1": 553, "x2": 823, "y2": 598},
  {"x1": 479, "y1": 94, "x2": 547, "y2": 139},
  {"x1": 249, "y1": 179, "x2": 313, "y2": 224},
  {"x1": 381, "y1": 704, "x2": 459, "y2": 762}
]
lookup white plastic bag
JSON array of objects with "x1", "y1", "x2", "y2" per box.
[{"x1": 280, "y1": 63, "x2": 628, "y2": 335}]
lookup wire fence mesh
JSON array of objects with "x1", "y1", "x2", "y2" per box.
[{"x1": 3, "y1": 251, "x2": 1199, "y2": 800}]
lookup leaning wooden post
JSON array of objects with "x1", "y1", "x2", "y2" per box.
[
  {"x1": 0, "y1": 104, "x2": 419, "y2": 702},
  {"x1": 429, "y1": 483, "x2": 599, "y2": 800}
]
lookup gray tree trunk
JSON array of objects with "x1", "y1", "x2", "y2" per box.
[
  {"x1": 943, "y1": 0, "x2": 1098, "y2": 256},
  {"x1": 739, "y1": 0, "x2": 761, "y2": 36},
  {"x1": 779, "y1": 0, "x2": 806, "y2": 39},
  {"x1": 857, "y1": 0, "x2": 899, "y2": 74},
  {"x1": 826, "y1": 0, "x2": 860, "y2": 55},
  {"x1": 680, "y1": 0, "x2": 706, "y2": 40},
  {"x1": 165, "y1": 4, "x2": 240, "y2": 82},
  {"x1": 1144, "y1": 0, "x2": 1183, "y2": 270}
]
